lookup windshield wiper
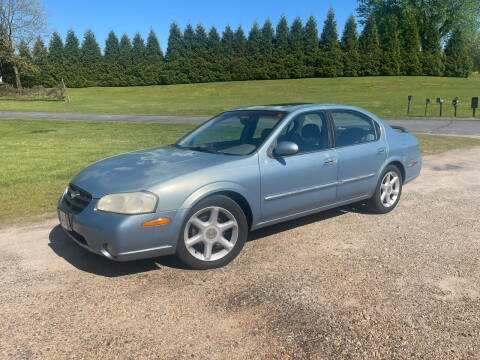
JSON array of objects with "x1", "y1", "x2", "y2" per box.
[{"x1": 176, "y1": 145, "x2": 218, "y2": 154}]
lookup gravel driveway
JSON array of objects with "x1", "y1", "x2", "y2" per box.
[{"x1": 1, "y1": 147, "x2": 479, "y2": 359}]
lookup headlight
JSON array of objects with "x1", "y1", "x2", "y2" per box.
[{"x1": 96, "y1": 192, "x2": 158, "y2": 214}]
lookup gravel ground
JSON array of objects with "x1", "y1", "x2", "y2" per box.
[{"x1": 1, "y1": 147, "x2": 479, "y2": 360}]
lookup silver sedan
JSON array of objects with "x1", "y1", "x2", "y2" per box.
[{"x1": 58, "y1": 103, "x2": 422, "y2": 269}]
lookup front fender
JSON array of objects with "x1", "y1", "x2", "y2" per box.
[{"x1": 180, "y1": 181, "x2": 260, "y2": 222}]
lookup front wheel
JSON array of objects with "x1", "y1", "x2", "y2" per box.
[
  {"x1": 367, "y1": 165, "x2": 403, "y2": 214},
  {"x1": 176, "y1": 195, "x2": 248, "y2": 269}
]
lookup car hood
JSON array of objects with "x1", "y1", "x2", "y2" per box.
[{"x1": 71, "y1": 146, "x2": 231, "y2": 198}]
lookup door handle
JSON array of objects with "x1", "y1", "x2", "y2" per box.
[
  {"x1": 377, "y1": 147, "x2": 386, "y2": 155},
  {"x1": 324, "y1": 158, "x2": 337, "y2": 165}
]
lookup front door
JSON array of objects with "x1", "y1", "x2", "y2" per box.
[{"x1": 259, "y1": 111, "x2": 338, "y2": 222}]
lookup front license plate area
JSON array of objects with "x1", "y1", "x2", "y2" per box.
[{"x1": 59, "y1": 210, "x2": 72, "y2": 231}]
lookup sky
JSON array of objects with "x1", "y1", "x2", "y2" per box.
[{"x1": 42, "y1": 0, "x2": 359, "y2": 50}]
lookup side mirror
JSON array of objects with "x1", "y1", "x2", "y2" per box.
[{"x1": 274, "y1": 141, "x2": 298, "y2": 156}]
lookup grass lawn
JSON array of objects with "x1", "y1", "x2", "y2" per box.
[
  {"x1": 1, "y1": 118, "x2": 480, "y2": 226},
  {"x1": 0, "y1": 75, "x2": 479, "y2": 118}
]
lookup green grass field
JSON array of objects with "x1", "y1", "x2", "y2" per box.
[
  {"x1": 0, "y1": 76, "x2": 479, "y2": 118},
  {"x1": 1, "y1": 118, "x2": 480, "y2": 226}
]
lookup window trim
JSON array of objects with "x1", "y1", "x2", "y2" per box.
[
  {"x1": 269, "y1": 110, "x2": 333, "y2": 158},
  {"x1": 327, "y1": 109, "x2": 381, "y2": 149}
]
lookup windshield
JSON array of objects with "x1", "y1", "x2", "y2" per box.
[{"x1": 176, "y1": 110, "x2": 287, "y2": 155}]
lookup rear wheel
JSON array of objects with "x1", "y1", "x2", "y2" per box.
[
  {"x1": 176, "y1": 195, "x2": 248, "y2": 269},
  {"x1": 367, "y1": 165, "x2": 402, "y2": 214}
]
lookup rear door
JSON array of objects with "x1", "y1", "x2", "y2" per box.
[{"x1": 329, "y1": 109, "x2": 386, "y2": 201}]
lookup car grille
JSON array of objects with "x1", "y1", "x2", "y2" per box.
[{"x1": 62, "y1": 184, "x2": 92, "y2": 214}]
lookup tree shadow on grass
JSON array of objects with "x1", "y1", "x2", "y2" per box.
[{"x1": 49, "y1": 202, "x2": 373, "y2": 277}]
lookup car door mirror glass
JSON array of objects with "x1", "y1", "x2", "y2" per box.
[{"x1": 274, "y1": 141, "x2": 298, "y2": 156}]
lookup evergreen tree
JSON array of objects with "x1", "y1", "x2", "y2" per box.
[
  {"x1": 165, "y1": 22, "x2": 186, "y2": 83},
  {"x1": 341, "y1": 15, "x2": 360, "y2": 77},
  {"x1": 318, "y1": 8, "x2": 343, "y2": 77},
  {"x1": 221, "y1": 25, "x2": 234, "y2": 81},
  {"x1": 146, "y1": 29, "x2": 163, "y2": 58},
  {"x1": 289, "y1": 17, "x2": 304, "y2": 78},
  {"x1": 444, "y1": 27, "x2": 473, "y2": 77},
  {"x1": 379, "y1": 15, "x2": 401, "y2": 75},
  {"x1": 48, "y1": 32, "x2": 64, "y2": 62},
  {"x1": 81, "y1": 30, "x2": 101, "y2": 86},
  {"x1": 273, "y1": 15, "x2": 290, "y2": 79},
  {"x1": 261, "y1": 19, "x2": 275, "y2": 79},
  {"x1": 131, "y1": 33, "x2": 146, "y2": 85},
  {"x1": 48, "y1": 32, "x2": 64, "y2": 83},
  {"x1": 359, "y1": 12, "x2": 381, "y2": 76},
  {"x1": 182, "y1": 24, "x2": 195, "y2": 82},
  {"x1": 207, "y1": 26, "x2": 224, "y2": 81},
  {"x1": 145, "y1": 29, "x2": 165, "y2": 85},
  {"x1": 104, "y1": 30, "x2": 120, "y2": 61},
  {"x1": 398, "y1": 10, "x2": 421, "y2": 75},
  {"x1": 192, "y1": 24, "x2": 210, "y2": 82},
  {"x1": 64, "y1": 30, "x2": 81, "y2": 60},
  {"x1": 32, "y1": 36, "x2": 54, "y2": 86},
  {"x1": 165, "y1": 23, "x2": 183, "y2": 62},
  {"x1": 420, "y1": 21, "x2": 444, "y2": 76},
  {"x1": 248, "y1": 22, "x2": 265, "y2": 79},
  {"x1": 17, "y1": 41, "x2": 36, "y2": 87},
  {"x1": 303, "y1": 15, "x2": 319, "y2": 78},
  {"x1": 64, "y1": 30, "x2": 82, "y2": 87},
  {"x1": 232, "y1": 26, "x2": 248, "y2": 80},
  {"x1": 118, "y1": 34, "x2": 133, "y2": 86}
]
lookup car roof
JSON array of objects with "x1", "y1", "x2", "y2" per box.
[{"x1": 230, "y1": 103, "x2": 363, "y2": 113}]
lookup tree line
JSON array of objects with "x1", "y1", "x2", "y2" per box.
[{"x1": 7, "y1": 8, "x2": 476, "y2": 88}]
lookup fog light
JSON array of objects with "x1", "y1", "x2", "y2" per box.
[{"x1": 142, "y1": 218, "x2": 171, "y2": 226}]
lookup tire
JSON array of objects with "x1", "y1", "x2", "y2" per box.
[
  {"x1": 367, "y1": 165, "x2": 403, "y2": 214},
  {"x1": 176, "y1": 195, "x2": 248, "y2": 269}
]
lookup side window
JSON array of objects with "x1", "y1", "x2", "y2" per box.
[
  {"x1": 331, "y1": 110, "x2": 377, "y2": 147},
  {"x1": 278, "y1": 111, "x2": 329, "y2": 154}
]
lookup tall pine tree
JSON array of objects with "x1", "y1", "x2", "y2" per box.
[
  {"x1": 303, "y1": 15, "x2": 319, "y2": 78},
  {"x1": 444, "y1": 27, "x2": 472, "y2": 77},
  {"x1": 132, "y1": 33, "x2": 146, "y2": 85},
  {"x1": 398, "y1": 10, "x2": 421, "y2": 75},
  {"x1": 81, "y1": 30, "x2": 101, "y2": 86},
  {"x1": 64, "y1": 30, "x2": 82, "y2": 86},
  {"x1": 207, "y1": 26, "x2": 224, "y2": 81},
  {"x1": 145, "y1": 29, "x2": 164, "y2": 85},
  {"x1": 248, "y1": 22, "x2": 265, "y2": 79},
  {"x1": 165, "y1": 23, "x2": 186, "y2": 83},
  {"x1": 379, "y1": 16, "x2": 401, "y2": 75},
  {"x1": 118, "y1": 34, "x2": 133, "y2": 86},
  {"x1": 318, "y1": 8, "x2": 343, "y2": 77},
  {"x1": 359, "y1": 12, "x2": 381, "y2": 76},
  {"x1": 273, "y1": 15, "x2": 290, "y2": 79},
  {"x1": 420, "y1": 21, "x2": 444, "y2": 76},
  {"x1": 32, "y1": 36, "x2": 54, "y2": 86},
  {"x1": 221, "y1": 25, "x2": 234, "y2": 81},
  {"x1": 341, "y1": 15, "x2": 360, "y2": 77},
  {"x1": 48, "y1": 32, "x2": 64, "y2": 82},
  {"x1": 289, "y1": 17, "x2": 304, "y2": 78},
  {"x1": 261, "y1": 19, "x2": 275, "y2": 79},
  {"x1": 232, "y1": 26, "x2": 248, "y2": 80}
]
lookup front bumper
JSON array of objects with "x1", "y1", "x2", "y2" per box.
[{"x1": 58, "y1": 196, "x2": 186, "y2": 261}]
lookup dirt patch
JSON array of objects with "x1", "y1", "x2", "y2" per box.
[{"x1": 1, "y1": 147, "x2": 480, "y2": 359}]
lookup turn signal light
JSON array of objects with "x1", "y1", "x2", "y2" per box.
[{"x1": 142, "y1": 218, "x2": 171, "y2": 226}]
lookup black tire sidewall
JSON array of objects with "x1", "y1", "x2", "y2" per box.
[
  {"x1": 369, "y1": 165, "x2": 403, "y2": 214},
  {"x1": 176, "y1": 195, "x2": 248, "y2": 269}
]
